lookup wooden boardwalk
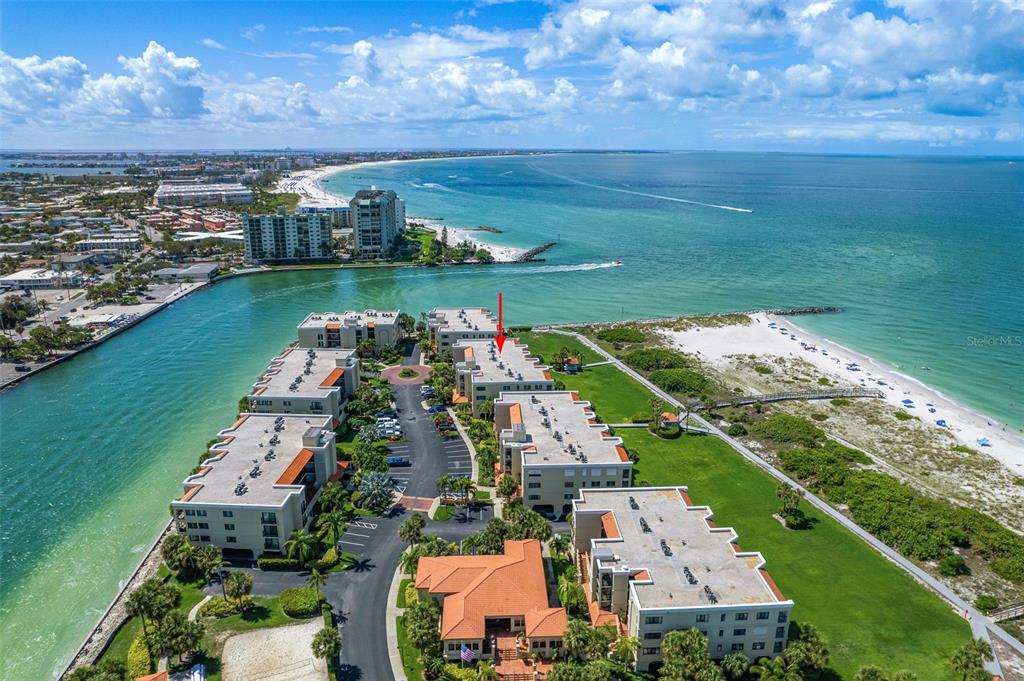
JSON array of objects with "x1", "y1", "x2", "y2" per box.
[{"x1": 710, "y1": 387, "x2": 884, "y2": 409}]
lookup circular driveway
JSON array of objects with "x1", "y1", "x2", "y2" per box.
[{"x1": 380, "y1": 364, "x2": 432, "y2": 385}]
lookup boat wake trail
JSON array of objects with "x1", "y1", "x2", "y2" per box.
[
  {"x1": 507, "y1": 262, "x2": 621, "y2": 275},
  {"x1": 527, "y1": 163, "x2": 753, "y2": 213}
]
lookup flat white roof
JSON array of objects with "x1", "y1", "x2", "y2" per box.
[
  {"x1": 430, "y1": 307, "x2": 498, "y2": 335},
  {"x1": 456, "y1": 339, "x2": 551, "y2": 384},
  {"x1": 575, "y1": 487, "x2": 787, "y2": 609},
  {"x1": 299, "y1": 310, "x2": 400, "y2": 329},
  {"x1": 498, "y1": 391, "x2": 629, "y2": 467},
  {"x1": 253, "y1": 347, "x2": 356, "y2": 399}
]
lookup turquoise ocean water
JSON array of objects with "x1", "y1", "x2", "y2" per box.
[{"x1": 1, "y1": 152, "x2": 1021, "y2": 679}]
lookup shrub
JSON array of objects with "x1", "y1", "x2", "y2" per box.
[
  {"x1": 623, "y1": 348, "x2": 689, "y2": 371},
  {"x1": 894, "y1": 410, "x2": 914, "y2": 421},
  {"x1": 280, "y1": 587, "x2": 320, "y2": 617},
  {"x1": 973, "y1": 594, "x2": 999, "y2": 614},
  {"x1": 727, "y1": 423, "x2": 747, "y2": 436},
  {"x1": 257, "y1": 556, "x2": 302, "y2": 570},
  {"x1": 648, "y1": 423, "x2": 682, "y2": 439},
  {"x1": 818, "y1": 377, "x2": 831, "y2": 386},
  {"x1": 648, "y1": 368, "x2": 710, "y2": 395},
  {"x1": 750, "y1": 414, "x2": 826, "y2": 448},
  {"x1": 314, "y1": 547, "x2": 339, "y2": 571},
  {"x1": 630, "y1": 411, "x2": 653, "y2": 424},
  {"x1": 443, "y1": 664, "x2": 478, "y2": 681},
  {"x1": 937, "y1": 554, "x2": 970, "y2": 576},
  {"x1": 126, "y1": 634, "x2": 151, "y2": 678},
  {"x1": 830, "y1": 398, "x2": 851, "y2": 407},
  {"x1": 199, "y1": 595, "x2": 253, "y2": 618},
  {"x1": 404, "y1": 582, "x2": 419, "y2": 606},
  {"x1": 810, "y1": 413, "x2": 828, "y2": 421},
  {"x1": 595, "y1": 327, "x2": 645, "y2": 343},
  {"x1": 754, "y1": 365, "x2": 773, "y2": 374}
]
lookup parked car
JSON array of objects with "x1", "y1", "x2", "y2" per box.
[
  {"x1": 14, "y1": 365, "x2": 31, "y2": 372},
  {"x1": 387, "y1": 455, "x2": 411, "y2": 467},
  {"x1": 426, "y1": 405, "x2": 448, "y2": 413}
]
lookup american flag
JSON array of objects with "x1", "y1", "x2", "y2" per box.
[{"x1": 460, "y1": 644, "x2": 476, "y2": 663}]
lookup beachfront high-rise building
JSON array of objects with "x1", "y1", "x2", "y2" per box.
[
  {"x1": 242, "y1": 212, "x2": 333, "y2": 263},
  {"x1": 155, "y1": 181, "x2": 254, "y2": 207},
  {"x1": 452, "y1": 339, "x2": 553, "y2": 414},
  {"x1": 572, "y1": 488, "x2": 794, "y2": 671},
  {"x1": 248, "y1": 347, "x2": 360, "y2": 425},
  {"x1": 171, "y1": 414, "x2": 337, "y2": 559},
  {"x1": 494, "y1": 391, "x2": 632, "y2": 519},
  {"x1": 429, "y1": 307, "x2": 499, "y2": 351},
  {"x1": 350, "y1": 188, "x2": 405, "y2": 257},
  {"x1": 296, "y1": 310, "x2": 402, "y2": 352}
]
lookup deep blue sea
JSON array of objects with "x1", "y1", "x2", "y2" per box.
[{"x1": 0, "y1": 152, "x2": 1021, "y2": 679}]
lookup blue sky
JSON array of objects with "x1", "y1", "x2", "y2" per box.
[{"x1": 1, "y1": 0, "x2": 1022, "y2": 153}]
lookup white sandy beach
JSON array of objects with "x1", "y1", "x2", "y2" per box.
[
  {"x1": 661, "y1": 312, "x2": 1024, "y2": 475},
  {"x1": 275, "y1": 160, "x2": 529, "y2": 262}
]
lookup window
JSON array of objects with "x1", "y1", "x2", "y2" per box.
[
  {"x1": 774, "y1": 641, "x2": 784, "y2": 654},
  {"x1": 733, "y1": 629, "x2": 746, "y2": 636},
  {"x1": 564, "y1": 482, "x2": 575, "y2": 488},
  {"x1": 752, "y1": 642, "x2": 765, "y2": 650},
  {"x1": 471, "y1": 643, "x2": 479, "y2": 650},
  {"x1": 528, "y1": 494, "x2": 540, "y2": 500},
  {"x1": 263, "y1": 525, "x2": 278, "y2": 537},
  {"x1": 757, "y1": 612, "x2": 770, "y2": 620},
  {"x1": 195, "y1": 510, "x2": 207, "y2": 517},
  {"x1": 186, "y1": 522, "x2": 198, "y2": 529},
  {"x1": 735, "y1": 613, "x2": 749, "y2": 621},
  {"x1": 226, "y1": 536, "x2": 237, "y2": 544},
  {"x1": 645, "y1": 617, "x2": 662, "y2": 625},
  {"x1": 200, "y1": 535, "x2": 210, "y2": 542},
  {"x1": 185, "y1": 509, "x2": 196, "y2": 517},
  {"x1": 605, "y1": 481, "x2": 616, "y2": 487},
  {"x1": 448, "y1": 644, "x2": 458, "y2": 652},
  {"x1": 696, "y1": 614, "x2": 708, "y2": 623},
  {"x1": 261, "y1": 512, "x2": 277, "y2": 524},
  {"x1": 264, "y1": 538, "x2": 280, "y2": 550},
  {"x1": 188, "y1": 534, "x2": 200, "y2": 541},
  {"x1": 197, "y1": 522, "x2": 209, "y2": 529},
  {"x1": 775, "y1": 626, "x2": 786, "y2": 638},
  {"x1": 643, "y1": 633, "x2": 661, "y2": 640},
  {"x1": 222, "y1": 510, "x2": 233, "y2": 517},
  {"x1": 778, "y1": 612, "x2": 788, "y2": 623},
  {"x1": 642, "y1": 647, "x2": 660, "y2": 656},
  {"x1": 528, "y1": 470, "x2": 542, "y2": 477},
  {"x1": 731, "y1": 643, "x2": 744, "y2": 651},
  {"x1": 531, "y1": 641, "x2": 540, "y2": 649},
  {"x1": 721, "y1": 614, "x2": 727, "y2": 622},
  {"x1": 224, "y1": 523, "x2": 235, "y2": 531},
  {"x1": 528, "y1": 483, "x2": 541, "y2": 489},
  {"x1": 563, "y1": 469, "x2": 575, "y2": 477}
]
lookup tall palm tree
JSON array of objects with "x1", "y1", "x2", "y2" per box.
[
  {"x1": 611, "y1": 635, "x2": 639, "y2": 666},
  {"x1": 751, "y1": 656, "x2": 801, "y2": 681},
  {"x1": 285, "y1": 529, "x2": 320, "y2": 567},
  {"x1": 476, "y1": 660, "x2": 498, "y2": 681},
  {"x1": 721, "y1": 651, "x2": 750, "y2": 680},
  {"x1": 126, "y1": 587, "x2": 154, "y2": 645},
  {"x1": 452, "y1": 476, "x2": 476, "y2": 508},
  {"x1": 316, "y1": 511, "x2": 348, "y2": 546},
  {"x1": 436, "y1": 473, "x2": 453, "y2": 501},
  {"x1": 399, "y1": 513, "x2": 426, "y2": 546},
  {"x1": 400, "y1": 547, "x2": 421, "y2": 577},
  {"x1": 307, "y1": 568, "x2": 327, "y2": 602}
]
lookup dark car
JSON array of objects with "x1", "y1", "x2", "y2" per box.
[
  {"x1": 426, "y1": 405, "x2": 448, "y2": 413},
  {"x1": 14, "y1": 364, "x2": 32, "y2": 372},
  {"x1": 387, "y1": 455, "x2": 411, "y2": 467}
]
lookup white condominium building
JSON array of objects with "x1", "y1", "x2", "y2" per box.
[
  {"x1": 350, "y1": 189, "x2": 405, "y2": 256},
  {"x1": 494, "y1": 391, "x2": 633, "y2": 519},
  {"x1": 171, "y1": 414, "x2": 337, "y2": 559},
  {"x1": 155, "y1": 181, "x2": 254, "y2": 207},
  {"x1": 242, "y1": 213, "x2": 332, "y2": 263},
  {"x1": 296, "y1": 310, "x2": 402, "y2": 351},
  {"x1": 572, "y1": 488, "x2": 793, "y2": 671},
  {"x1": 429, "y1": 307, "x2": 498, "y2": 350},
  {"x1": 452, "y1": 339, "x2": 553, "y2": 414},
  {"x1": 249, "y1": 347, "x2": 360, "y2": 425}
]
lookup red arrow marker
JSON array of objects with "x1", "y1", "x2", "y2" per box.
[{"x1": 495, "y1": 291, "x2": 507, "y2": 353}]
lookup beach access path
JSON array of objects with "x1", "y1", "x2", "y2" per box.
[{"x1": 548, "y1": 327, "x2": 1022, "y2": 677}]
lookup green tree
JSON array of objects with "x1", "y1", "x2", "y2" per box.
[
  {"x1": 307, "y1": 568, "x2": 327, "y2": 601},
  {"x1": 405, "y1": 599, "x2": 441, "y2": 654},
  {"x1": 783, "y1": 622, "x2": 830, "y2": 674},
  {"x1": 319, "y1": 481, "x2": 347, "y2": 512},
  {"x1": 476, "y1": 659, "x2": 499, "y2": 681},
  {"x1": 948, "y1": 639, "x2": 993, "y2": 681},
  {"x1": 152, "y1": 610, "x2": 205, "y2": 663},
  {"x1": 316, "y1": 510, "x2": 348, "y2": 546},
  {"x1": 562, "y1": 619, "x2": 593, "y2": 660},
  {"x1": 436, "y1": 473, "x2": 454, "y2": 501},
  {"x1": 359, "y1": 470, "x2": 395, "y2": 510},
  {"x1": 854, "y1": 667, "x2": 888, "y2": 681},
  {"x1": 478, "y1": 399, "x2": 495, "y2": 420},
  {"x1": 224, "y1": 570, "x2": 253, "y2": 605},
  {"x1": 285, "y1": 529, "x2": 321, "y2": 567},
  {"x1": 611, "y1": 634, "x2": 639, "y2": 666},
  {"x1": 549, "y1": 533, "x2": 570, "y2": 558},
  {"x1": 751, "y1": 656, "x2": 802, "y2": 681},
  {"x1": 497, "y1": 474, "x2": 519, "y2": 505},
  {"x1": 557, "y1": 572, "x2": 586, "y2": 615},
  {"x1": 312, "y1": 626, "x2": 341, "y2": 660},
  {"x1": 776, "y1": 482, "x2": 805, "y2": 520},
  {"x1": 452, "y1": 476, "x2": 476, "y2": 508},
  {"x1": 399, "y1": 513, "x2": 427, "y2": 546},
  {"x1": 721, "y1": 651, "x2": 750, "y2": 680}
]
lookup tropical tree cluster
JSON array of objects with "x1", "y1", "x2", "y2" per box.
[
  {"x1": 125, "y1": 577, "x2": 206, "y2": 664},
  {"x1": 0, "y1": 320, "x2": 93, "y2": 360},
  {"x1": 460, "y1": 505, "x2": 553, "y2": 555}
]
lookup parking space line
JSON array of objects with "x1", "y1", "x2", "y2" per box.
[
  {"x1": 337, "y1": 540, "x2": 364, "y2": 547},
  {"x1": 346, "y1": 532, "x2": 371, "y2": 538}
]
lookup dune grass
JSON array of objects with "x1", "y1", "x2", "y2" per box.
[{"x1": 622, "y1": 429, "x2": 971, "y2": 679}]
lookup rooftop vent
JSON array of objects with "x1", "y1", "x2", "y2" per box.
[
  {"x1": 639, "y1": 517, "x2": 651, "y2": 533},
  {"x1": 629, "y1": 496, "x2": 639, "y2": 510},
  {"x1": 683, "y1": 566, "x2": 698, "y2": 585},
  {"x1": 660, "y1": 539, "x2": 672, "y2": 556}
]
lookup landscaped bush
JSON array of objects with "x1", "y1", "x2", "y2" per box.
[
  {"x1": 750, "y1": 414, "x2": 826, "y2": 448},
  {"x1": 755, "y1": 365, "x2": 774, "y2": 374},
  {"x1": 126, "y1": 634, "x2": 151, "y2": 678},
  {"x1": 727, "y1": 423, "x2": 748, "y2": 436},
  {"x1": 199, "y1": 595, "x2": 253, "y2": 618},
  {"x1": 648, "y1": 423, "x2": 682, "y2": 439},
  {"x1": 630, "y1": 411, "x2": 653, "y2": 424},
  {"x1": 404, "y1": 582, "x2": 419, "y2": 606},
  {"x1": 623, "y1": 348, "x2": 689, "y2": 371},
  {"x1": 257, "y1": 556, "x2": 302, "y2": 571},
  {"x1": 648, "y1": 368, "x2": 710, "y2": 395},
  {"x1": 937, "y1": 554, "x2": 970, "y2": 576},
  {"x1": 595, "y1": 327, "x2": 646, "y2": 343},
  {"x1": 973, "y1": 594, "x2": 999, "y2": 614},
  {"x1": 280, "y1": 587, "x2": 320, "y2": 617},
  {"x1": 314, "y1": 547, "x2": 339, "y2": 572}
]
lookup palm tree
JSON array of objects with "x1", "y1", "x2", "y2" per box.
[
  {"x1": 721, "y1": 651, "x2": 750, "y2": 680},
  {"x1": 452, "y1": 476, "x2": 476, "y2": 508},
  {"x1": 399, "y1": 513, "x2": 427, "y2": 546},
  {"x1": 316, "y1": 510, "x2": 348, "y2": 546},
  {"x1": 400, "y1": 547, "x2": 421, "y2": 577},
  {"x1": 126, "y1": 586, "x2": 154, "y2": 645},
  {"x1": 562, "y1": 619, "x2": 591, "y2": 660},
  {"x1": 557, "y1": 573, "x2": 585, "y2": 615},
  {"x1": 425, "y1": 656, "x2": 447, "y2": 679},
  {"x1": 751, "y1": 656, "x2": 802, "y2": 681},
  {"x1": 948, "y1": 638, "x2": 992, "y2": 681},
  {"x1": 285, "y1": 529, "x2": 320, "y2": 567},
  {"x1": 312, "y1": 627, "x2": 341, "y2": 661},
  {"x1": 611, "y1": 635, "x2": 639, "y2": 666},
  {"x1": 307, "y1": 568, "x2": 327, "y2": 602},
  {"x1": 497, "y1": 474, "x2": 519, "y2": 506},
  {"x1": 359, "y1": 470, "x2": 395, "y2": 511},
  {"x1": 436, "y1": 473, "x2": 453, "y2": 501},
  {"x1": 854, "y1": 667, "x2": 888, "y2": 681},
  {"x1": 476, "y1": 660, "x2": 498, "y2": 680},
  {"x1": 224, "y1": 571, "x2": 253, "y2": 606},
  {"x1": 549, "y1": 533, "x2": 570, "y2": 558}
]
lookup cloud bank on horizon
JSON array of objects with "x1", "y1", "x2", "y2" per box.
[{"x1": 1, "y1": 0, "x2": 1021, "y2": 152}]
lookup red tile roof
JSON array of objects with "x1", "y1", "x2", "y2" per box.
[
  {"x1": 319, "y1": 367, "x2": 345, "y2": 387},
  {"x1": 276, "y1": 448, "x2": 314, "y2": 485}
]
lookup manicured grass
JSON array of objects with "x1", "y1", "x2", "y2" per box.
[
  {"x1": 622, "y1": 430, "x2": 971, "y2": 680},
  {"x1": 432, "y1": 505, "x2": 455, "y2": 521},
  {"x1": 473, "y1": 490, "x2": 491, "y2": 501},
  {"x1": 204, "y1": 595, "x2": 314, "y2": 635},
  {"x1": 397, "y1": 578, "x2": 414, "y2": 608},
  {"x1": 396, "y1": 615, "x2": 426, "y2": 681},
  {"x1": 98, "y1": 614, "x2": 142, "y2": 665},
  {"x1": 558, "y1": 364, "x2": 653, "y2": 423},
  {"x1": 516, "y1": 331, "x2": 592, "y2": 364}
]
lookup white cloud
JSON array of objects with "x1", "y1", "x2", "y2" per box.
[
  {"x1": 200, "y1": 38, "x2": 225, "y2": 50},
  {"x1": 924, "y1": 69, "x2": 1005, "y2": 116},
  {"x1": 784, "y1": 63, "x2": 836, "y2": 97},
  {"x1": 0, "y1": 52, "x2": 88, "y2": 122},
  {"x1": 297, "y1": 25, "x2": 351, "y2": 34},
  {"x1": 241, "y1": 24, "x2": 265, "y2": 41}
]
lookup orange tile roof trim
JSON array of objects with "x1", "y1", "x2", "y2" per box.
[
  {"x1": 179, "y1": 485, "x2": 202, "y2": 502},
  {"x1": 600, "y1": 512, "x2": 621, "y2": 539},
  {"x1": 615, "y1": 444, "x2": 630, "y2": 462},
  {"x1": 319, "y1": 367, "x2": 345, "y2": 388},
  {"x1": 275, "y1": 448, "x2": 314, "y2": 485},
  {"x1": 326, "y1": 322, "x2": 341, "y2": 330},
  {"x1": 509, "y1": 403, "x2": 523, "y2": 425}
]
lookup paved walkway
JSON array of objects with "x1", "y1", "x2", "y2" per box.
[
  {"x1": 550, "y1": 329, "x2": 1020, "y2": 675},
  {"x1": 385, "y1": 561, "x2": 408, "y2": 681}
]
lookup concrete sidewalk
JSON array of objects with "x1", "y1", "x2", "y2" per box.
[{"x1": 385, "y1": 557, "x2": 408, "y2": 681}]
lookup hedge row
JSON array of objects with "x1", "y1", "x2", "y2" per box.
[
  {"x1": 281, "y1": 586, "x2": 321, "y2": 617},
  {"x1": 126, "y1": 634, "x2": 151, "y2": 679},
  {"x1": 257, "y1": 556, "x2": 303, "y2": 570}
]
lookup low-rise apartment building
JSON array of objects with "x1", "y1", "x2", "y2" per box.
[
  {"x1": 416, "y1": 539, "x2": 567, "y2": 664},
  {"x1": 74, "y1": 236, "x2": 141, "y2": 252},
  {"x1": 296, "y1": 310, "x2": 402, "y2": 351},
  {"x1": 171, "y1": 413, "x2": 337, "y2": 559},
  {"x1": 155, "y1": 181, "x2": 254, "y2": 207},
  {"x1": 429, "y1": 307, "x2": 498, "y2": 351},
  {"x1": 494, "y1": 391, "x2": 633, "y2": 519},
  {"x1": 249, "y1": 347, "x2": 360, "y2": 424},
  {"x1": 452, "y1": 339, "x2": 553, "y2": 414},
  {"x1": 0, "y1": 267, "x2": 82, "y2": 290},
  {"x1": 572, "y1": 488, "x2": 794, "y2": 671}
]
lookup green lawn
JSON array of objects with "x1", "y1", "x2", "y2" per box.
[
  {"x1": 397, "y1": 578, "x2": 414, "y2": 608},
  {"x1": 516, "y1": 331, "x2": 592, "y2": 365},
  {"x1": 396, "y1": 615, "x2": 426, "y2": 681},
  {"x1": 473, "y1": 490, "x2": 491, "y2": 501},
  {"x1": 622, "y1": 430, "x2": 971, "y2": 680},
  {"x1": 432, "y1": 505, "x2": 455, "y2": 521},
  {"x1": 204, "y1": 595, "x2": 315, "y2": 635},
  {"x1": 558, "y1": 364, "x2": 653, "y2": 423}
]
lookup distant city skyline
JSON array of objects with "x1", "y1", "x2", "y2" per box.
[{"x1": 1, "y1": 0, "x2": 1022, "y2": 153}]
